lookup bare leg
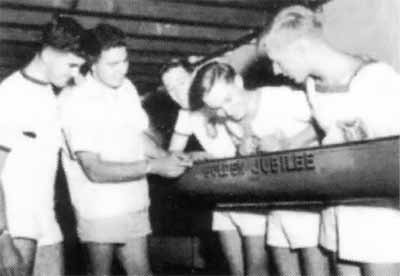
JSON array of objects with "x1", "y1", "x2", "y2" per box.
[
  {"x1": 243, "y1": 235, "x2": 270, "y2": 276},
  {"x1": 300, "y1": 247, "x2": 330, "y2": 276},
  {"x1": 361, "y1": 263, "x2": 400, "y2": 276},
  {"x1": 86, "y1": 242, "x2": 114, "y2": 276},
  {"x1": 218, "y1": 230, "x2": 244, "y2": 276},
  {"x1": 270, "y1": 246, "x2": 301, "y2": 276},
  {"x1": 33, "y1": 242, "x2": 64, "y2": 276},
  {"x1": 116, "y1": 235, "x2": 152, "y2": 276},
  {"x1": 336, "y1": 261, "x2": 362, "y2": 276},
  {"x1": 13, "y1": 238, "x2": 37, "y2": 275}
]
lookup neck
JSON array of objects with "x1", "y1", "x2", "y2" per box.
[
  {"x1": 310, "y1": 46, "x2": 363, "y2": 89},
  {"x1": 243, "y1": 89, "x2": 261, "y2": 121},
  {"x1": 23, "y1": 54, "x2": 50, "y2": 84}
]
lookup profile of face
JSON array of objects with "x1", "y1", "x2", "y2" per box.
[
  {"x1": 162, "y1": 66, "x2": 192, "y2": 109},
  {"x1": 261, "y1": 39, "x2": 309, "y2": 84},
  {"x1": 92, "y1": 46, "x2": 129, "y2": 89},
  {"x1": 202, "y1": 76, "x2": 247, "y2": 121},
  {"x1": 45, "y1": 50, "x2": 85, "y2": 88}
]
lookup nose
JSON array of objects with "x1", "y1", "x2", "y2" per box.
[
  {"x1": 272, "y1": 62, "x2": 282, "y2": 75},
  {"x1": 117, "y1": 62, "x2": 129, "y2": 76},
  {"x1": 216, "y1": 108, "x2": 227, "y2": 118}
]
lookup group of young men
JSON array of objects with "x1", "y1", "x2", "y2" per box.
[
  {"x1": 163, "y1": 5, "x2": 400, "y2": 276},
  {"x1": 1, "y1": 4, "x2": 400, "y2": 276},
  {"x1": 0, "y1": 17, "x2": 191, "y2": 276}
]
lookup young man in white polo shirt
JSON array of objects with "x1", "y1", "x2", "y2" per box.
[
  {"x1": 60, "y1": 24, "x2": 191, "y2": 276},
  {"x1": 0, "y1": 17, "x2": 85, "y2": 275}
]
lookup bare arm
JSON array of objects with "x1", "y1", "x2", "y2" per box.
[
  {"x1": 76, "y1": 151, "x2": 191, "y2": 184},
  {"x1": 142, "y1": 130, "x2": 168, "y2": 159},
  {"x1": 287, "y1": 124, "x2": 319, "y2": 149},
  {"x1": 0, "y1": 149, "x2": 9, "y2": 231},
  {"x1": 0, "y1": 148, "x2": 24, "y2": 274},
  {"x1": 169, "y1": 132, "x2": 190, "y2": 152}
]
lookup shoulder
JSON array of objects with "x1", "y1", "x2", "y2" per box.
[
  {"x1": 256, "y1": 86, "x2": 307, "y2": 107},
  {"x1": 351, "y1": 61, "x2": 400, "y2": 92}
]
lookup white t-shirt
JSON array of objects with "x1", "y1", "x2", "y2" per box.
[
  {"x1": 0, "y1": 71, "x2": 61, "y2": 228},
  {"x1": 250, "y1": 86, "x2": 312, "y2": 144},
  {"x1": 174, "y1": 109, "x2": 236, "y2": 158},
  {"x1": 309, "y1": 62, "x2": 400, "y2": 143},
  {"x1": 59, "y1": 75, "x2": 150, "y2": 219}
]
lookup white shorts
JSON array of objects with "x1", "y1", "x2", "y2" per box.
[
  {"x1": 212, "y1": 211, "x2": 267, "y2": 236},
  {"x1": 77, "y1": 209, "x2": 152, "y2": 243},
  {"x1": 320, "y1": 206, "x2": 400, "y2": 263},
  {"x1": 8, "y1": 208, "x2": 63, "y2": 246},
  {"x1": 267, "y1": 210, "x2": 320, "y2": 249}
]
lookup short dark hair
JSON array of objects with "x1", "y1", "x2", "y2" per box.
[
  {"x1": 41, "y1": 15, "x2": 85, "y2": 56},
  {"x1": 80, "y1": 23, "x2": 127, "y2": 64},
  {"x1": 160, "y1": 58, "x2": 194, "y2": 76},
  {"x1": 189, "y1": 61, "x2": 236, "y2": 110}
]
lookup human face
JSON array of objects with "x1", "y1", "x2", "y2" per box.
[
  {"x1": 92, "y1": 46, "x2": 129, "y2": 89},
  {"x1": 162, "y1": 66, "x2": 192, "y2": 109},
  {"x1": 203, "y1": 78, "x2": 247, "y2": 121},
  {"x1": 260, "y1": 39, "x2": 309, "y2": 84},
  {"x1": 46, "y1": 51, "x2": 85, "y2": 88}
]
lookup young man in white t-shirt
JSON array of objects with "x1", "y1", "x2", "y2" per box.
[
  {"x1": 162, "y1": 61, "x2": 270, "y2": 276},
  {"x1": 258, "y1": 5, "x2": 400, "y2": 276},
  {"x1": 0, "y1": 17, "x2": 86, "y2": 275},
  {"x1": 60, "y1": 24, "x2": 191, "y2": 276},
  {"x1": 189, "y1": 61, "x2": 329, "y2": 276}
]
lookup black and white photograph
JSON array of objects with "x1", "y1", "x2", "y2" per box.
[{"x1": 0, "y1": 0, "x2": 399, "y2": 275}]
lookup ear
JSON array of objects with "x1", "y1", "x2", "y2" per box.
[
  {"x1": 40, "y1": 47, "x2": 52, "y2": 63},
  {"x1": 234, "y1": 75, "x2": 244, "y2": 88}
]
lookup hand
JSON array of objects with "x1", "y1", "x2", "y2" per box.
[
  {"x1": 258, "y1": 133, "x2": 289, "y2": 152},
  {"x1": 149, "y1": 154, "x2": 192, "y2": 178},
  {"x1": 0, "y1": 233, "x2": 25, "y2": 276},
  {"x1": 238, "y1": 135, "x2": 260, "y2": 156},
  {"x1": 337, "y1": 118, "x2": 369, "y2": 142}
]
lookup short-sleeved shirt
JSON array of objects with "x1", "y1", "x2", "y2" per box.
[
  {"x1": 174, "y1": 109, "x2": 236, "y2": 158},
  {"x1": 309, "y1": 62, "x2": 400, "y2": 143},
  {"x1": 0, "y1": 71, "x2": 61, "y2": 228},
  {"x1": 59, "y1": 75, "x2": 150, "y2": 219},
  {"x1": 250, "y1": 86, "x2": 312, "y2": 142}
]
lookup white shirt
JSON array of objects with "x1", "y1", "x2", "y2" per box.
[
  {"x1": 250, "y1": 86, "x2": 312, "y2": 144},
  {"x1": 308, "y1": 62, "x2": 400, "y2": 143},
  {"x1": 174, "y1": 109, "x2": 236, "y2": 158},
  {"x1": 59, "y1": 75, "x2": 150, "y2": 219},
  {"x1": 0, "y1": 71, "x2": 61, "y2": 221}
]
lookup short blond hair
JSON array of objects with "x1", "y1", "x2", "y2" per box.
[{"x1": 258, "y1": 5, "x2": 322, "y2": 53}]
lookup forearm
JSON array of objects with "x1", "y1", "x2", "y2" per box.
[
  {"x1": 0, "y1": 150, "x2": 9, "y2": 230},
  {"x1": 287, "y1": 125, "x2": 319, "y2": 149},
  {"x1": 76, "y1": 152, "x2": 150, "y2": 183},
  {"x1": 0, "y1": 182, "x2": 7, "y2": 231},
  {"x1": 169, "y1": 133, "x2": 189, "y2": 152},
  {"x1": 142, "y1": 131, "x2": 168, "y2": 158}
]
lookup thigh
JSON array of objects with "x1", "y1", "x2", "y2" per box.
[
  {"x1": 116, "y1": 235, "x2": 152, "y2": 276},
  {"x1": 299, "y1": 247, "x2": 330, "y2": 276},
  {"x1": 243, "y1": 235, "x2": 270, "y2": 276},
  {"x1": 33, "y1": 242, "x2": 64, "y2": 276},
  {"x1": 269, "y1": 246, "x2": 301, "y2": 276},
  {"x1": 86, "y1": 242, "x2": 114, "y2": 276},
  {"x1": 362, "y1": 263, "x2": 400, "y2": 276},
  {"x1": 218, "y1": 230, "x2": 244, "y2": 276},
  {"x1": 13, "y1": 238, "x2": 37, "y2": 274}
]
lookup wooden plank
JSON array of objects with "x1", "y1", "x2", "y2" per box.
[
  {"x1": 0, "y1": 41, "x2": 182, "y2": 65},
  {"x1": 164, "y1": 0, "x2": 330, "y2": 9},
  {"x1": 0, "y1": 25, "x2": 219, "y2": 55},
  {"x1": 0, "y1": 0, "x2": 269, "y2": 28},
  {"x1": 0, "y1": 8, "x2": 247, "y2": 43}
]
